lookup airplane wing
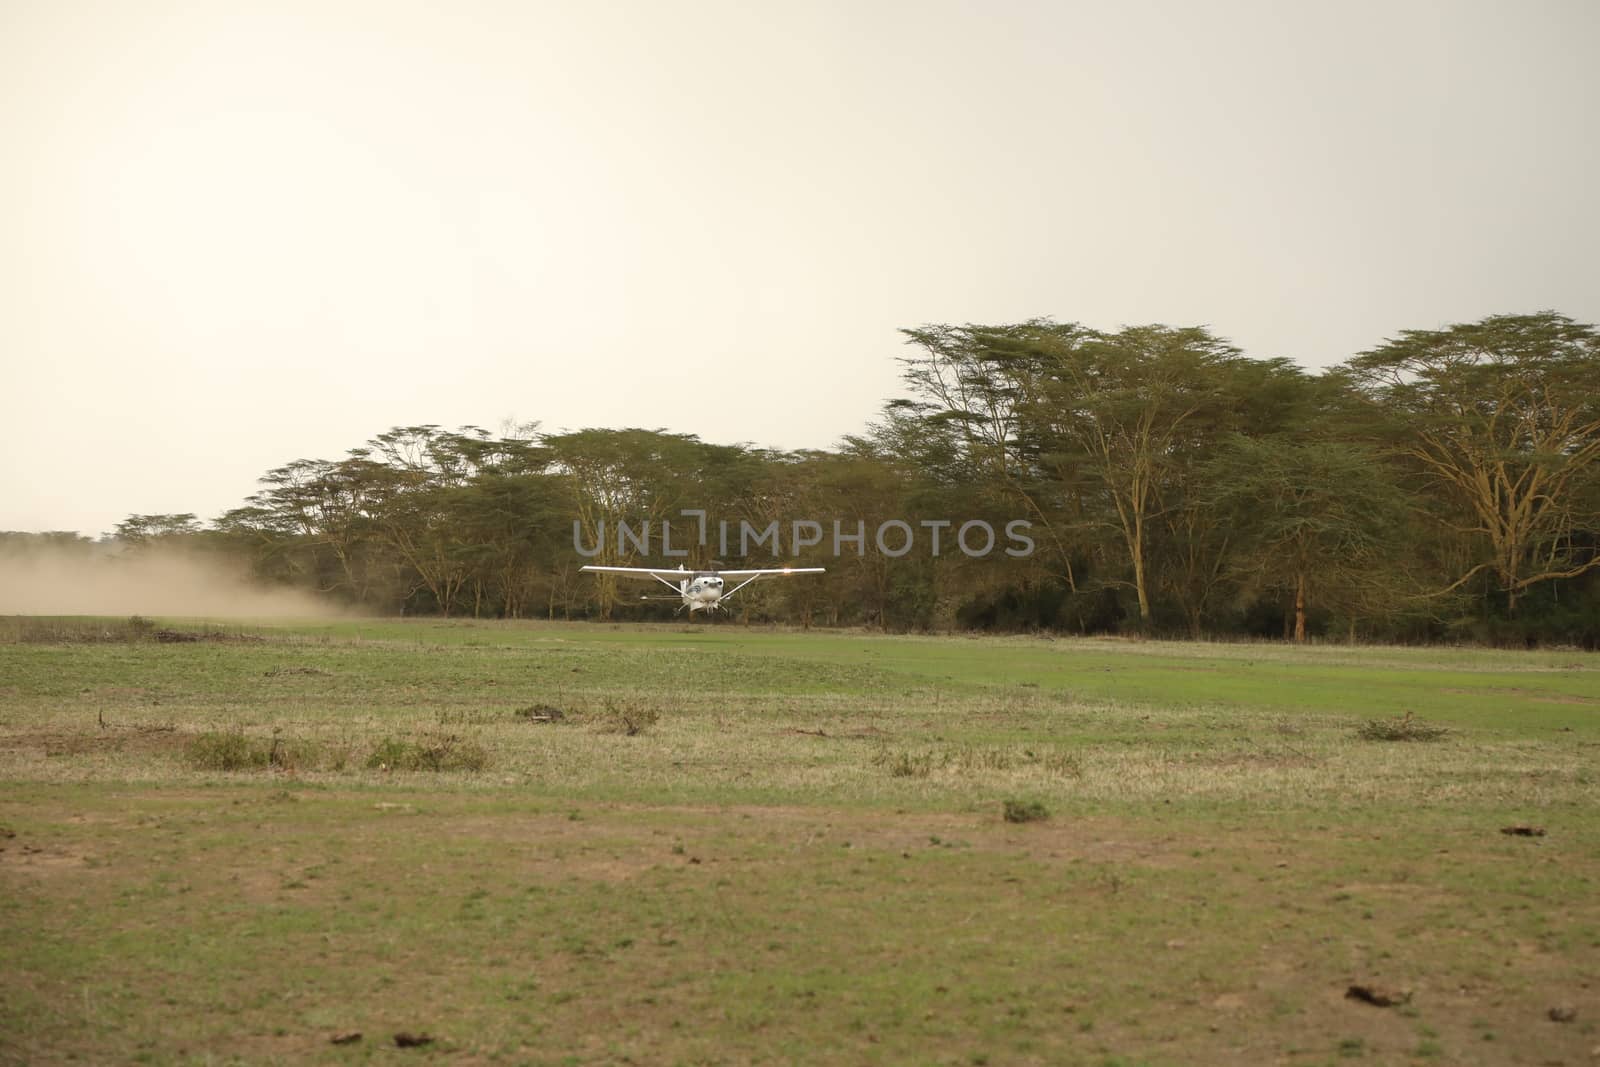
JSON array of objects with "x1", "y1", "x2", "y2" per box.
[
  {"x1": 580, "y1": 564, "x2": 824, "y2": 603},
  {"x1": 718, "y1": 567, "x2": 826, "y2": 600},
  {"x1": 713, "y1": 568, "x2": 826, "y2": 577},
  {"x1": 580, "y1": 565, "x2": 692, "y2": 583}
]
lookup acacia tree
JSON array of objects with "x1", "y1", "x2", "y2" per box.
[
  {"x1": 360, "y1": 426, "x2": 510, "y2": 616},
  {"x1": 543, "y1": 429, "x2": 708, "y2": 619},
  {"x1": 1344, "y1": 312, "x2": 1600, "y2": 614},
  {"x1": 1150, "y1": 356, "x2": 1312, "y2": 636},
  {"x1": 786, "y1": 451, "x2": 913, "y2": 629},
  {"x1": 450, "y1": 459, "x2": 561, "y2": 618},
  {"x1": 229, "y1": 457, "x2": 395, "y2": 603},
  {"x1": 897, "y1": 321, "x2": 1090, "y2": 594},
  {"x1": 114, "y1": 514, "x2": 203, "y2": 544},
  {"x1": 1206, "y1": 438, "x2": 1409, "y2": 641},
  {"x1": 897, "y1": 323, "x2": 1030, "y2": 480},
  {"x1": 1002, "y1": 324, "x2": 1245, "y2": 626},
  {"x1": 893, "y1": 321, "x2": 1305, "y2": 630}
]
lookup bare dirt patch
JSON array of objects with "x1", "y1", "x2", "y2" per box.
[
  {"x1": 8, "y1": 729, "x2": 188, "y2": 759},
  {"x1": 0, "y1": 842, "x2": 93, "y2": 874}
]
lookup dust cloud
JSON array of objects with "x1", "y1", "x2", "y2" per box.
[{"x1": 0, "y1": 545, "x2": 334, "y2": 617}]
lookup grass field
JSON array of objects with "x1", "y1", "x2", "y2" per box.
[{"x1": 2, "y1": 617, "x2": 1598, "y2": 1065}]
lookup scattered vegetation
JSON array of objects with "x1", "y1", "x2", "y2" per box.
[
  {"x1": 873, "y1": 745, "x2": 1080, "y2": 779},
  {"x1": 514, "y1": 703, "x2": 566, "y2": 724},
  {"x1": 0, "y1": 615, "x2": 266, "y2": 646},
  {"x1": 184, "y1": 731, "x2": 275, "y2": 771},
  {"x1": 877, "y1": 748, "x2": 934, "y2": 778},
  {"x1": 3, "y1": 620, "x2": 1598, "y2": 1064},
  {"x1": 183, "y1": 730, "x2": 329, "y2": 772},
  {"x1": 1001, "y1": 799, "x2": 1050, "y2": 823},
  {"x1": 365, "y1": 734, "x2": 490, "y2": 772},
  {"x1": 1356, "y1": 711, "x2": 1449, "y2": 742},
  {"x1": 594, "y1": 698, "x2": 659, "y2": 736},
  {"x1": 0, "y1": 615, "x2": 157, "y2": 645}
]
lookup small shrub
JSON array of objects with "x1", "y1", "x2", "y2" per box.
[
  {"x1": 1002, "y1": 799, "x2": 1050, "y2": 824},
  {"x1": 185, "y1": 732, "x2": 272, "y2": 771},
  {"x1": 891, "y1": 751, "x2": 933, "y2": 778},
  {"x1": 949, "y1": 746, "x2": 1016, "y2": 772},
  {"x1": 872, "y1": 747, "x2": 933, "y2": 778},
  {"x1": 366, "y1": 734, "x2": 490, "y2": 772},
  {"x1": 595, "y1": 699, "x2": 659, "y2": 736},
  {"x1": 1356, "y1": 711, "x2": 1448, "y2": 742},
  {"x1": 1037, "y1": 751, "x2": 1082, "y2": 778},
  {"x1": 184, "y1": 730, "x2": 318, "y2": 771},
  {"x1": 514, "y1": 703, "x2": 566, "y2": 724}
]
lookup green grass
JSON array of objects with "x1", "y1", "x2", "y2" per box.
[{"x1": 2, "y1": 617, "x2": 1598, "y2": 1064}]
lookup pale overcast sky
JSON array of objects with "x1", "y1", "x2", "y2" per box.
[{"x1": 2, "y1": 0, "x2": 1596, "y2": 536}]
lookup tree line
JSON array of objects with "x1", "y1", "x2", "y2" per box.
[{"x1": 8, "y1": 310, "x2": 1600, "y2": 645}]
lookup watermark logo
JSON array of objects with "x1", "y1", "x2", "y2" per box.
[{"x1": 574, "y1": 510, "x2": 1034, "y2": 559}]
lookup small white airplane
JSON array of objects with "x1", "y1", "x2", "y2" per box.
[{"x1": 580, "y1": 563, "x2": 824, "y2": 614}]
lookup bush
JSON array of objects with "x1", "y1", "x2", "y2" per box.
[
  {"x1": 1002, "y1": 799, "x2": 1050, "y2": 824},
  {"x1": 595, "y1": 699, "x2": 659, "y2": 736},
  {"x1": 184, "y1": 730, "x2": 318, "y2": 771},
  {"x1": 1356, "y1": 712, "x2": 1448, "y2": 742},
  {"x1": 878, "y1": 749, "x2": 934, "y2": 778},
  {"x1": 514, "y1": 703, "x2": 566, "y2": 723},
  {"x1": 185, "y1": 731, "x2": 272, "y2": 771},
  {"x1": 366, "y1": 734, "x2": 490, "y2": 772}
]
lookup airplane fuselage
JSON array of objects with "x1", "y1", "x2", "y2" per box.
[
  {"x1": 580, "y1": 562, "x2": 823, "y2": 614},
  {"x1": 681, "y1": 573, "x2": 725, "y2": 612}
]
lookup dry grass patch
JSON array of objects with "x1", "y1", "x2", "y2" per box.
[
  {"x1": 183, "y1": 730, "x2": 340, "y2": 773},
  {"x1": 592, "y1": 697, "x2": 661, "y2": 736},
  {"x1": 872, "y1": 744, "x2": 1081, "y2": 780},
  {"x1": 184, "y1": 731, "x2": 275, "y2": 771},
  {"x1": 1357, "y1": 711, "x2": 1450, "y2": 742},
  {"x1": 0, "y1": 615, "x2": 266, "y2": 645},
  {"x1": 0, "y1": 615, "x2": 158, "y2": 644},
  {"x1": 365, "y1": 734, "x2": 490, "y2": 772}
]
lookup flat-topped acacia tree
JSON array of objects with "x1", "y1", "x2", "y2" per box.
[{"x1": 1344, "y1": 311, "x2": 1600, "y2": 615}]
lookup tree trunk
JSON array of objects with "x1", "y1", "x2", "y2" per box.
[
  {"x1": 1132, "y1": 512, "x2": 1151, "y2": 625},
  {"x1": 1293, "y1": 573, "x2": 1307, "y2": 643}
]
